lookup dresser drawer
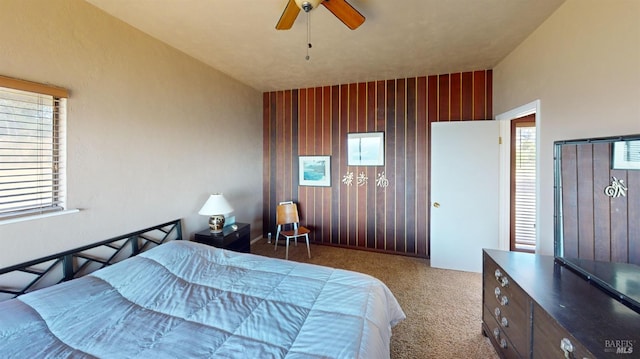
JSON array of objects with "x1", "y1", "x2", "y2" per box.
[
  {"x1": 483, "y1": 306, "x2": 522, "y2": 359},
  {"x1": 532, "y1": 302, "x2": 595, "y2": 359},
  {"x1": 483, "y1": 254, "x2": 531, "y2": 355}
]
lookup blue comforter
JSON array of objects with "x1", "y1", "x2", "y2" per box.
[{"x1": 0, "y1": 241, "x2": 405, "y2": 358}]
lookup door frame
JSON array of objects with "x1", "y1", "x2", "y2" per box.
[{"x1": 496, "y1": 100, "x2": 541, "y2": 252}]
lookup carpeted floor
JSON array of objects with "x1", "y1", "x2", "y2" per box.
[{"x1": 251, "y1": 240, "x2": 499, "y2": 359}]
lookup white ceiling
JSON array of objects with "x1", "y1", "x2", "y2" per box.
[{"x1": 85, "y1": 0, "x2": 565, "y2": 92}]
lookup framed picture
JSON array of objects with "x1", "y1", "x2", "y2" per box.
[
  {"x1": 612, "y1": 140, "x2": 640, "y2": 170},
  {"x1": 299, "y1": 156, "x2": 331, "y2": 186},
  {"x1": 347, "y1": 132, "x2": 384, "y2": 166}
]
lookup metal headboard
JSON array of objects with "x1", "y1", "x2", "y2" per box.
[{"x1": 0, "y1": 219, "x2": 182, "y2": 301}]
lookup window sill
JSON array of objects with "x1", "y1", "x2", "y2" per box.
[{"x1": 0, "y1": 209, "x2": 80, "y2": 226}]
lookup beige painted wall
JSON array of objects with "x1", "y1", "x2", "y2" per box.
[
  {"x1": 0, "y1": 0, "x2": 263, "y2": 266},
  {"x1": 494, "y1": 0, "x2": 640, "y2": 255}
]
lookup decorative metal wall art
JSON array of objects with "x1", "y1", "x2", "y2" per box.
[
  {"x1": 341, "y1": 171, "x2": 369, "y2": 186},
  {"x1": 357, "y1": 172, "x2": 368, "y2": 186},
  {"x1": 342, "y1": 171, "x2": 354, "y2": 186},
  {"x1": 604, "y1": 176, "x2": 627, "y2": 198},
  {"x1": 375, "y1": 172, "x2": 389, "y2": 188},
  {"x1": 342, "y1": 171, "x2": 388, "y2": 188}
]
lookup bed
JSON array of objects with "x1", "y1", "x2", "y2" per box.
[{"x1": 0, "y1": 230, "x2": 405, "y2": 358}]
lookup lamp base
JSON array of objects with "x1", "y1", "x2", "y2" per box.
[{"x1": 208, "y1": 215, "x2": 225, "y2": 233}]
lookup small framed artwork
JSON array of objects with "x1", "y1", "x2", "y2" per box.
[
  {"x1": 347, "y1": 132, "x2": 384, "y2": 166},
  {"x1": 612, "y1": 140, "x2": 640, "y2": 170},
  {"x1": 299, "y1": 156, "x2": 331, "y2": 186}
]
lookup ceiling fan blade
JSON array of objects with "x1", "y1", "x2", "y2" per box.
[
  {"x1": 276, "y1": 0, "x2": 301, "y2": 30},
  {"x1": 321, "y1": 0, "x2": 365, "y2": 30}
]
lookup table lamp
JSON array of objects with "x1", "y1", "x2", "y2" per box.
[{"x1": 198, "y1": 193, "x2": 234, "y2": 233}]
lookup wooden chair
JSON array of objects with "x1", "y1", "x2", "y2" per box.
[{"x1": 275, "y1": 201, "x2": 311, "y2": 260}]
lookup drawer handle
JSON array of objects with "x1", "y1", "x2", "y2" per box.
[
  {"x1": 494, "y1": 307, "x2": 501, "y2": 318},
  {"x1": 500, "y1": 295, "x2": 509, "y2": 306},
  {"x1": 501, "y1": 316, "x2": 509, "y2": 327},
  {"x1": 494, "y1": 269, "x2": 502, "y2": 280},
  {"x1": 500, "y1": 338, "x2": 508, "y2": 349},
  {"x1": 500, "y1": 276, "x2": 509, "y2": 287},
  {"x1": 560, "y1": 338, "x2": 574, "y2": 358},
  {"x1": 493, "y1": 327, "x2": 500, "y2": 339},
  {"x1": 494, "y1": 287, "x2": 501, "y2": 298}
]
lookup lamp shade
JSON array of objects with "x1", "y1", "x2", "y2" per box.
[{"x1": 198, "y1": 193, "x2": 234, "y2": 216}]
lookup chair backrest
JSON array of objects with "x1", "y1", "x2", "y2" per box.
[{"x1": 276, "y1": 202, "x2": 300, "y2": 226}]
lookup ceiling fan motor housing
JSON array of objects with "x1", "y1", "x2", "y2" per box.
[
  {"x1": 276, "y1": 0, "x2": 364, "y2": 31},
  {"x1": 295, "y1": 0, "x2": 322, "y2": 12}
]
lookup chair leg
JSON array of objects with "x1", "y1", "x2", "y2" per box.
[
  {"x1": 285, "y1": 237, "x2": 290, "y2": 260},
  {"x1": 274, "y1": 227, "x2": 281, "y2": 251},
  {"x1": 305, "y1": 234, "x2": 311, "y2": 258}
]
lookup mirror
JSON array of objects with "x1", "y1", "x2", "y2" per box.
[{"x1": 554, "y1": 134, "x2": 640, "y2": 313}]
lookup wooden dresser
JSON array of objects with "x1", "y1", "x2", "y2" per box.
[{"x1": 483, "y1": 249, "x2": 640, "y2": 358}]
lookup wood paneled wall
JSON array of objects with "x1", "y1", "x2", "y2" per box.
[
  {"x1": 263, "y1": 70, "x2": 493, "y2": 258},
  {"x1": 560, "y1": 142, "x2": 640, "y2": 265}
]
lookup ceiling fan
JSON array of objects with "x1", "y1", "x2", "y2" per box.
[{"x1": 276, "y1": 0, "x2": 365, "y2": 30}]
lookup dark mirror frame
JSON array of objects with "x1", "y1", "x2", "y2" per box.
[{"x1": 554, "y1": 134, "x2": 640, "y2": 314}]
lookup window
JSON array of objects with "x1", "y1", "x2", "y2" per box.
[{"x1": 0, "y1": 76, "x2": 68, "y2": 220}]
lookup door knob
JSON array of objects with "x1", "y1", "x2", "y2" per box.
[{"x1": 433, "y1": 202, "x2": 440, "y2": 208}]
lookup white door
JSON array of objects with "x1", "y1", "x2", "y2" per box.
[{"x1": 430, "y1": 121, "x2": 501, "y2": 273}]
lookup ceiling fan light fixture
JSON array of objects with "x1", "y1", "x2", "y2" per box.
[{"x1": 295, "y1": 0, "x2": 322, "y2": 12}]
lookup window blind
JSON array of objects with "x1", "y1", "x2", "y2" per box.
[
  {"x1": 513, "y1": 125, "x2": 536, "y2": 252},
  {"x1": 0, "y1": 76, "x2": 68, "y2": 219},
  {"x1": 624, "y1": 141, "x2": 640, "y2": 162}
]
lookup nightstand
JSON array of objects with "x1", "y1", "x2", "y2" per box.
[{"x1": 193, "y1": 222, "x2": 250, "y2": 253}]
